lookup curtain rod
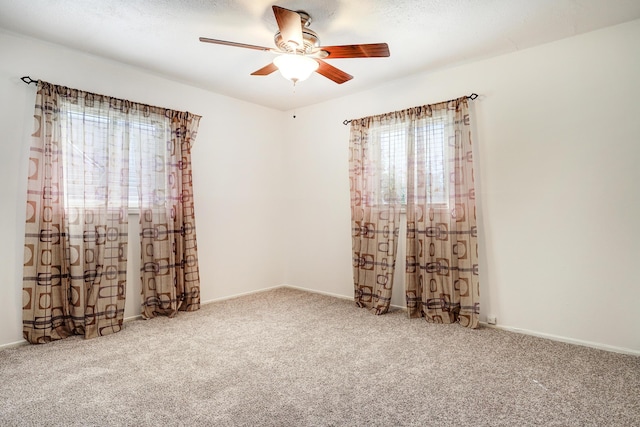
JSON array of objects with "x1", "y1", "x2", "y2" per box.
[
  {"x1": 342, "y1": 93, "x2": 479, "y2": 125},
  {"x1": 23, "y1": 76, "x2": 476, "y2": 125},
  {"x1": 21, "y1": 76, "x2": 39, "y2": 85},
  {"x1": 20, "y1": 76, "x2": 202, "y2": 119}
]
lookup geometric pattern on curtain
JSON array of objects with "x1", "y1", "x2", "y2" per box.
[
  {"x1": 23, "y1": 82, "x2": 130, "y2": 342},
  {"x1": 405, "y1": 97, "x2": 480, "y2": 328},
  {"x1": 139, "y1": 112, "x2": 201, "y2": 318},
  {"x1": 349, "y1": 116, "x2": 403, "y2": 315},
  {"x1": 23, "y1": 81, "x2": 202, "y2": 343}
]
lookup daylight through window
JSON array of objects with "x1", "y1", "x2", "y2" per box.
[
  {"x1": 60, "y1": 106, "x2": 166, "y2": 211},
  {"x1": 373, "y1": 116, "x2": 448, "y2": 207}
]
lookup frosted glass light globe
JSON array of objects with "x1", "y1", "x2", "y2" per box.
[{"x1": 273, "y1": 54, "x2": 319, "y2": 83}]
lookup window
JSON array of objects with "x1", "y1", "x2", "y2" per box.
[
  {"x1": 372, "y1": 116, "x2": 449, "y2": 207},
  {"x1": 414, "y1": 116, "x2": 448, "y2": 205},
  {"x1": 60, "y1": 105, "x2": 166, "y2": 211},
  {"x1": 373, "y1": 122, "x2": 408, "y2": 205}
]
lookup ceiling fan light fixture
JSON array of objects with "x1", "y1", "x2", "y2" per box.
[
  {"x1": 200, "y1": 6, "x2": 389, "y2": 85},
  {"x1": 273, "y1": 54, "x2": 318, "y2": 83}
]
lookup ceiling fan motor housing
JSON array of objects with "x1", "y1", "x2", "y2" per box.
[{"x1": 274, "y1": 10, "x2": 319, "y2": 54}]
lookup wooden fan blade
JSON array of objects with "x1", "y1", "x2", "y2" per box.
[
  {"x1": 199, "y1": 37, "x2": 272, "y2": 52},
  {"x1": 251, "y1": 62, "x2": 278, "y2": 76},
  {"x1": 272, "y1": 6, "x2": 304, "y2": 49},
  {"x1": 318, "y1": 43, "x2": 390, "y2": 58},
  {"x1": 314, "y1": 59, "x2": 353, "y2": 84}
]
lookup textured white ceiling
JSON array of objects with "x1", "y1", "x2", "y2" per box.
[{"x1": 2, "y1": 0, "x2": 640, "y2": 110}]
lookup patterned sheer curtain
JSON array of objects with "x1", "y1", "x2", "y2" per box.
[
  {"x1": 349, "y1": 114, "x2": 404, "y2": 314},
  {"x1": 138, "y1": 112, "x2": 201, "y2": 318},
  {"x1": 23, "y1": 82, "x2": 131, "y2": 342},
  {"x1": 405, "y1": 97, "x2": 480, "y2": 328},
  {"x1": 23, "y1": 81, "x2": 202, "y2": 343}
]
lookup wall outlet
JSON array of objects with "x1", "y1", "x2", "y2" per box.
[{"x1": 487, "y1": 315, "x2": 497, "y2": 325}]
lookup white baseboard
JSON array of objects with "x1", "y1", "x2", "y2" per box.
[
  {"x1": 479, "y1": 322, "x2": 639, "y2": 356},
  {"x1": 283, "y1": 285, "x2": 638, "y2": 356},
  {"x1": 0, "y1": 287, "x2": 285, "y2": 349},
  {"x1": 0, "y1": 339, "x2": 28, "y2": 350},
  {"x1": 124, "y1": 314, "x2": 143, "y2": 322},
  {"x1": 281, "y1": 284, "x2": 407, "y2": 311},
  {"x1": 200, "y1": 284, "x2": 286, "y2": 306},
  {"x1": 5, "y1": 285, "x2": 637, "y2": 357},
  {"x1": 281, "y1": 284, "x2": 352, "y2": 302},
  {"x1": 1, "y1": 315, "x2": 143, "y2": 350}
]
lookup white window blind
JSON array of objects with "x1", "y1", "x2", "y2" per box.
[
  {"x1": 375, "y1": 122, "x2": 408, "y2": 205},
  {"x1": 372, "y1": 116, "x2": 448, "y2": 206},
  {"x1": 60, "y1": 106, "x2": 164, "y2": 211},
  {"x1": 416, "y1": 117, "x2": 448, "y2": 205}
]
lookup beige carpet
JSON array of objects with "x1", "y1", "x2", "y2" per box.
[{"x1": 0, "y1": 287, "x2": 638, "y2": 426}]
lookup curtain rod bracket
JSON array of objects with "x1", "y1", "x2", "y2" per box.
[{"x1": 21, "y1": 76, "x2": 39, "y2": 85}]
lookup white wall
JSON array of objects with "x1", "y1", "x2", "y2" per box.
[
  {"x1": 283, "y1": 19, "x2": 640, "y2": 354},
  {"x1": 2, "y1": 19, "x2": 639, "y2": 354},
  {"x1": 0, "y1": 31, "x2": 286, "y2": 346}
]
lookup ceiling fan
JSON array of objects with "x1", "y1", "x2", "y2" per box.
[{"x1": 199, "y1": 5, "x2": 390, "y2": 84}]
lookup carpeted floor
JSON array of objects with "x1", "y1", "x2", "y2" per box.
[{"x1": 0, "y1": 287, "x2": 638, "y2": 426}]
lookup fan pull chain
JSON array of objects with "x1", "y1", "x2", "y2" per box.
[{"x1": 292, "y1": 82, "x2": 297, "y2": 118}]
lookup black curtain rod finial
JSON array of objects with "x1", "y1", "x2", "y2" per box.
[{"x1": 21, "y1": 76, "x2": 39, "y2": 85}]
